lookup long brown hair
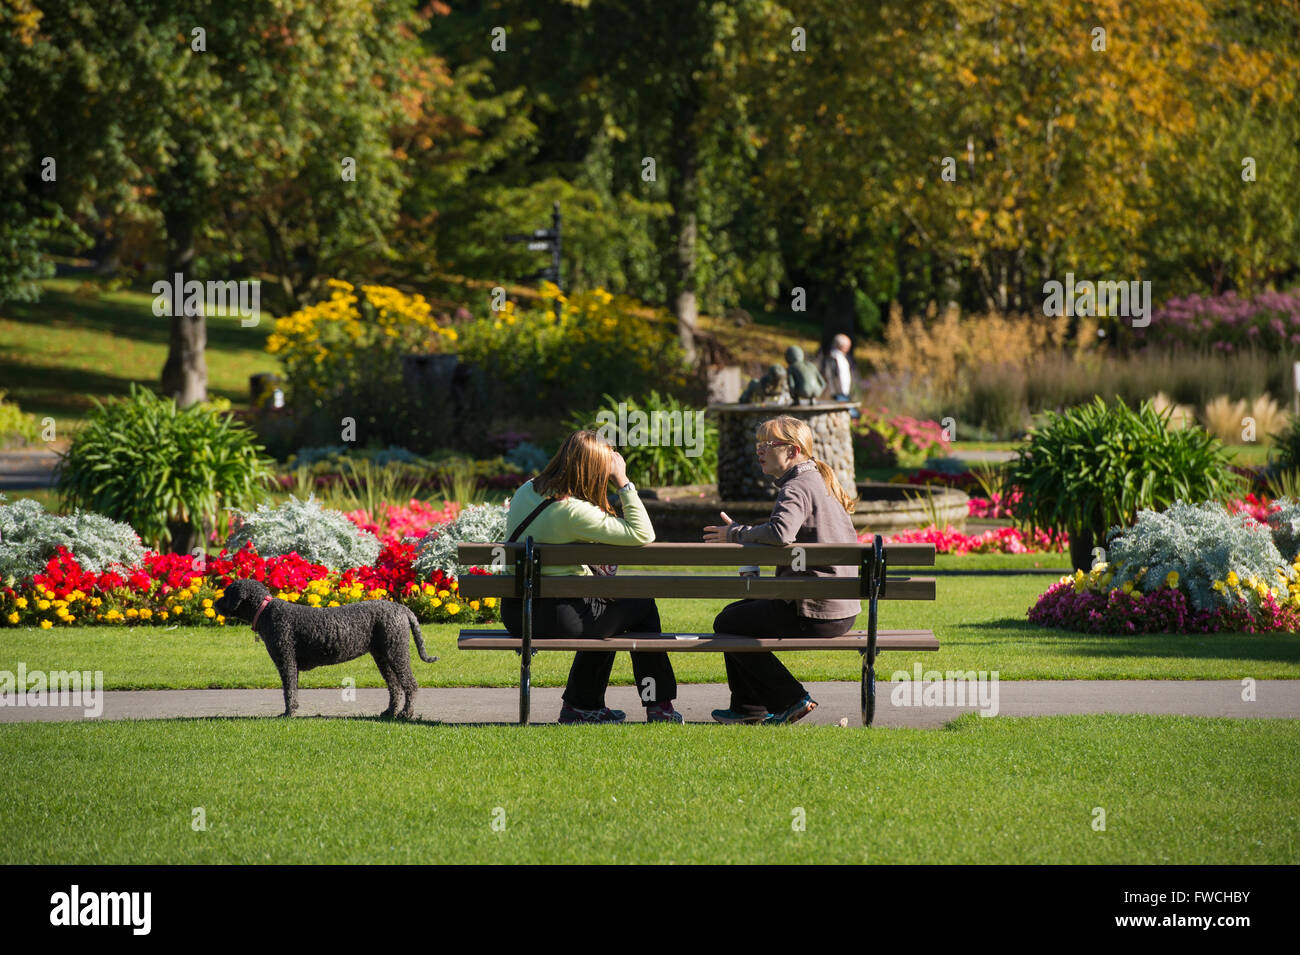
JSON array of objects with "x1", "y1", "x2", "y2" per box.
[
  {"x1": 532, "y1": 430, "x2": 616, "y2": 514},
  {"x1": 756, "y1": 415, "x2": 858, "y2": 514}
]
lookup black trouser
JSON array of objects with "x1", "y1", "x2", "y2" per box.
[
  {"x1": 714, "y1": 599, "x2": 856, "y2": 717},
  {"x1": 501, "y1": 596, "x2": 677, "y2": 711}
]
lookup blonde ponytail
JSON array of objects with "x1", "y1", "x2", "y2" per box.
[{"x1": 812, "y1": 457, "x2": 858, "y2": 514}]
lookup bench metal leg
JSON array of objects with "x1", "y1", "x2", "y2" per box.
[
  {"x1": 518, "y1": 536, "x2": 538, "y2": 726},
  {"x1": 520, "y1": 653, "x2": 531, "y2": 725},
  {"x1": 861, "y1": 651, "x2": 875, "y2": 726}
]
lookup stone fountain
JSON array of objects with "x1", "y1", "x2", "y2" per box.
[{"x1": 639, "y1": 400, "x2": 969, "y2": 541}]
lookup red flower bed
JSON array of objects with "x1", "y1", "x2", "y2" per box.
[
  {"x1": 1029, "y1": 579, "x2": 1300, "y2": 634},
  {"x1": 877, "y1": 524, "x2": 1067, "y2": 555}
]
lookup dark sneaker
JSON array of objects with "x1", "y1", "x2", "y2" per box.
[
  {"x1": 558, "y1": 703, "x2": 626, "y2": 724},
  {"x1": 646, "y1": 702, "x2": 684, "y2": 723},
  {"x1": 764, "y1": 695, "x2": 818, "y2": 725},
  {"x1": 711, "y1": 707, "x2": 770, "y2": 725}
]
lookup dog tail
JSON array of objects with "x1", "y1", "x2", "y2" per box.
[{"x1": 407, "y1": 607, "x2": 439, "y2": 663}]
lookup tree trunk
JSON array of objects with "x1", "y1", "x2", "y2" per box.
[
  {"x1": 666, "y1": 105, "x2": 701, "y2": 368},
  {"x1": 159, "y1": 144, "x2": 208, "y2": 408},
  {"x1": 159, "y1": 205, "x2": 208, "y2": 407}
]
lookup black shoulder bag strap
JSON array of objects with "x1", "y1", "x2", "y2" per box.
[{"x1": 507, "y1": 496, "x2": 556, "y2": 543}]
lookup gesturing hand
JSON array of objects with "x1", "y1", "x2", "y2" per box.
[{"x1": 702, "y1": 510, "x2": 734, "y2": 543}]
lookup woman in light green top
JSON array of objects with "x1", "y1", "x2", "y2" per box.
[{"x1": 500, "y1": 430, "x2": 681, "y2": 724}]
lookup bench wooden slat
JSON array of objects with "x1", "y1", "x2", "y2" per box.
[
  {"x1": 456, "y1": 541, "x2": 935, "y2": 567},
  {"x1": 457, "y1": 628, "x2": 939, "y2": 652},
  {"x1": 457, "y1": 574, "x2": 936, "y2": 601}
]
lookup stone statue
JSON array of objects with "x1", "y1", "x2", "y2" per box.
[
  {"x1": 739, "y1": 364, "x2": 792, "y2": 406},
  {"x1": 784, "y1": 346, "x2": 826, "y2": 404}
]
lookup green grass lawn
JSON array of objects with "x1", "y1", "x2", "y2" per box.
[
  {"x1": 1, "y1": 714, "x2": 1294, "y2": 863},
  {"x1": 4, "y1": 562, "x2": 1297, "y2": 688},
  {"x1": 0, "y1": 278, "x2": 274, "y2": 432}
]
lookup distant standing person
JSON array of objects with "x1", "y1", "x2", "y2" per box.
[{"x1": 816, "y1": 333, "x2": 860, "y2": 419}]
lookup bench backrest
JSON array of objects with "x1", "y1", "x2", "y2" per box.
[{"x1": 456, "y1": 540, "x2": 935, "y2": 602}]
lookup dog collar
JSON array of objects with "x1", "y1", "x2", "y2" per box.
[{"x1": 250, "y1": 595, "x2": 273, "y2": 631}]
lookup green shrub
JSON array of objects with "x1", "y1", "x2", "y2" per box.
[
  {"x1": 567, "y1": 391, "x2": 718, "y2": 486},
  {"x1": 1272, "y1": 414, "x2": 1300, "y2": 473},
  {"x1": 0, "y1": 391, "x2": 41, "y2": 449},
  {"x1": 457, "y1": 284, "x2": 688, "y2": 415},
  {"x1": 225, "y1": 496, "x2": 380, "y2": 569},
  {"x1": 0, "y1": 496, "x2": 146, "y2": 582},
  {"x1": 57, "y1": 386, "x2": 272, "y2": 553},
  {"x1": 1009, "y1": 397, "x2": 1237, "y2": 568}
]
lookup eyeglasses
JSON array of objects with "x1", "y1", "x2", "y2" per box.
[{"x1": 755, "y1": 441, "x2": 790, "y2": 453}]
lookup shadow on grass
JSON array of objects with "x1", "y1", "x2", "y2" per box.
[
  {"x1": 0, "y1": 356, "x2": 253, "y2": 423},
  {"x1": 4, "y1": 288, "x2": 268, "y2": 353},
  {"x1": 954, "y1": 617, "x2": 1300, "y2": 663}
]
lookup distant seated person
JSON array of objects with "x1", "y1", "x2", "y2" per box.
[{"x1": 815, "y1": 333, "x2": 860, "y2": 420}]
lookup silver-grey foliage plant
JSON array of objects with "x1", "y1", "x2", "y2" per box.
[
  {"x1": 413, "y1": 501, "x2": 508, "y2": 579},
  {"x1": 224, "y1": 495, "x2": 380, "y2": 569},
  {"x1": 1108, "y1": 500, "x2": 1291, "y2": 611},
  {"x1": 0, "y1": 496, "x2": 146, "y2": 581},
  {"x1": 1266, "y1": 499, "x2": 1300, "y2": 563}
]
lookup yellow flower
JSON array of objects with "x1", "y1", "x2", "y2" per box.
[
  {"x1": 90, "y1": 597, "x2": 102, "y2": 607},
  {"x1": 1165, "y1": 571, "x2": 1179, "y2": 589},
  {"x1": 484, "y1": 597, "x2": 496, "y2": 609},
  {"x1": 15, "y1": 597, "x2": 27, "y2": 610},
  {"x1": 204, "y1": 608, "x2": 216, "y2": 618},
  {"x1": 159, "y1": 611, "x2": 169, "y2": 621},
  {"x1": 37, "y1": 600, "x2": 50, "y2": 611},
  {"x1": 1121, "y1": 581, "x2": 1135, "y2": 595},
  {"x1": 328, "y1": 600, "x2": 340, "y2": 607},
  {"x1": 6, "y1": 612, "x2": 18, "y2": 624},
  {"x1": 446, "y1": 604, "x2": 460, "y2": 615},
  {"x1": 202, "y1": 599, "x2": 213, "y2": 608},
  {"x1": 140, "y1": 608, "x2": 152, "y2": 620},
  {"x1": 40, "y1": 619, "x2": 53, "y2": 629},
  {"x1": 126, "y1": 608, "x2": 139, "y2": 618},
  {"x1": 430, "y1": 598, "x2": 441, "y2": 609},
  {"x1": 438, "y1": 589, "x2": 449, "y2": 598},
  {"x1": 1225, "y1": 571, "x2": 1239, "y2": 587},
  {"x1": 217, "y1": 615, "x2": 225, "y2": 625},
  {"x1": 66, "y1": 615, "x2": 75, "y2": 623},
  {"x1": 179, "y1": 589, "x2": 193, "y2": 600},
  {"x1": 1212, "y1": 580, "x2": 1225, "y2": 592}
]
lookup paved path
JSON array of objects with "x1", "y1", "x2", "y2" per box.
[
  {"x1": 2, "y1": 680, "x2": 1296, "y2": 728},
  {"x1": 0, "y1": 449, "x2": 60, "y2": 490}
]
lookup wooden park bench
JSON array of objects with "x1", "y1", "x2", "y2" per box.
[{"x1": 455, "y1": 535, "x2": 938, "y2": 726}]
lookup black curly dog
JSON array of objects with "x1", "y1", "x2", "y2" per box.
[{"x1": 215, "y1": 578, "x2": 438, "y2": 719}]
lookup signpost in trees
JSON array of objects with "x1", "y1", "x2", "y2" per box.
[{"x1": 505, "y1": 202, "x2": 564, "y2": 291}]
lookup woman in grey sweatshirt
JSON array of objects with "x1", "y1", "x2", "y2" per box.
[{"x1": 703, "y1": 415, "x2": 861, "y2": 724}]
